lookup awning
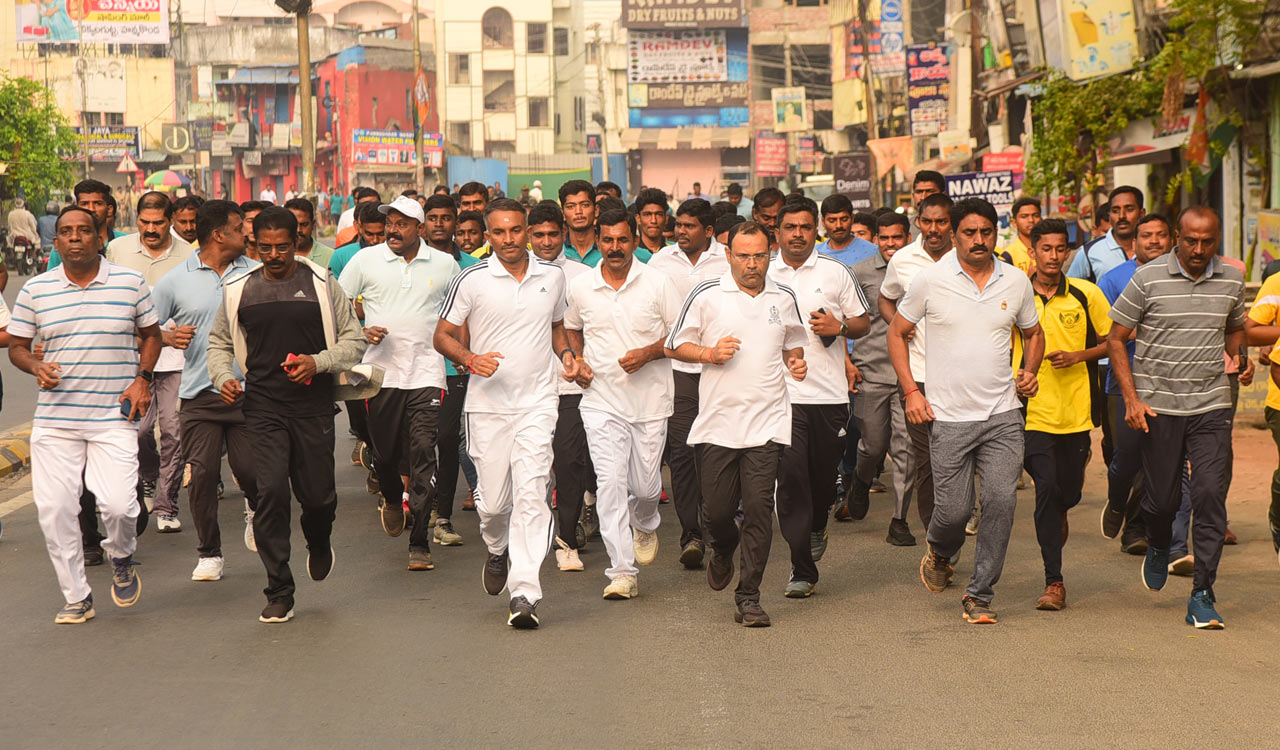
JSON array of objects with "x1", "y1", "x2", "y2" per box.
[
  {"x1": 621, "y1": 127, "x2": 752, "y2": 152},
  {"x1": 215, "y1": 67, "x2": 301, "y2": 86},
  {"x1": 1230, "y1": 60, "x2": 1280, "y2": 80}
]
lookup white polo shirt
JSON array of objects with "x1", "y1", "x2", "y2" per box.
[
  {"x1": 880, "y1": 240, "x2": 953, "y2": 383},
  {"x1": 769, "y1": 250, "x2": 869, "y2": 404},
  {"x1": 337, "y1": 239, "x2": 459, "y2": 390},
  {"x1": 647, "y1": 241, "x2": 729, "y2": 374},
  {"x1": 547, "y1": 253, "x2": 592, "y2": 396},
  {"x1": 565, "y1": 259, "x2": 680, "y2": 423},
  {"x1": 106, "y1": 233, "x2": 194, "y2": 373},
  {"x1": 667, "y1": 272, "x2": 807, "y2": 448},
  {"x1": 896, "y1": 254, "x2": 1038, "y2": 422},
  {"x1": 440, "y1": 251, "x2": 567, "y2": 414}
]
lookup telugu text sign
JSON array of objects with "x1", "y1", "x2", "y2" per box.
[
  {"x1": 15, "y1": 0, "x2": 170, "y2": 45},
  {"x1": 629, "y1": 81, "x2": 749, "y2": 108},
  {"x1": 621, "y1": 0, "x2": 745, "y2": 29},
  {"x1": 907, "y1": 42, "x2": 950, "y2": 137},
  {"x1": 628, "y1": 30, "x2": 728, "y2": 83},
  {"x1": 755, "y1": 133, "x2": 788, "y2": 178}
]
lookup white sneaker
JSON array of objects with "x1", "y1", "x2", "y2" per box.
[
  {"x1": 244, "y1": 504, "x2": 257, "y2": 552},
  {"x1": 191, "y1": 556, "x2": 224, "y2": 581},
  {"x1": 602, "y1": 574, "x2": 638, "y2": 600},
  {"x1": 156, "y1": 514, "x2": 182, "y2": 533},
  {"x1": 633, "y1": 528, "x2": 659, "y2": 566},
  {"x1": 555, "y1": 538, "x2": 584, "y2": 571}
]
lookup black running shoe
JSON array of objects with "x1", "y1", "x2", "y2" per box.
[
  {"x1": 508, "y1": 595, "x2": 539, "y2": 629},
  {"x1": 483, "y1": 550, "x2": 509, "y2": 595}
]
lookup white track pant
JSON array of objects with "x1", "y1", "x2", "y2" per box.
[
  {"x1": 31, "y1": 425, "x2": 140, "y2": 604},
  {"x1": 581, "y1": 409, "x2": 665, "y2": 579},
  {"x1": 466, "y1": 408, "x2": 557, "y2": 602}
]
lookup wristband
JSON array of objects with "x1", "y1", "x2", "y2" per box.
[
  {"x1": 575, "y1": 356, "x2": 585, "y2": 361},
  {"x1": 704, "y1": 346, "x2": 714, "y2": 364},
  {"x1": 466, "y1": 354, "x2": 478, "y2": 373},
  {"x1": 839, "y1": 322, "x2": 849, "y2": 338},
  {"x1": 558, "y1": 348, "x2": 574, "y2": 361},
  {"x1": 902, "y1": 387, "x2": 920, "y2": 399}
]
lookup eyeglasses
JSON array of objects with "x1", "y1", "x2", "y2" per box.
[{"x1": 731, "y1": 252, "x2": 770, "y2": 264}]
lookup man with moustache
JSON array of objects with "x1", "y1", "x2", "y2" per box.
[
  {"x1": 285, "y1": 198, "x2": 334, "y2": 270},
  {"x1": 768, "y1": 198, "x2": 870, "y2": 598},
  {"x1": 565, "y1": 209, "x2": 680, "y2": 598},
  {"x1": 329, "y1": 202, "x2": 388, "y2": 281},
  {"x1": 340, "y1": 196, "x2": 459, "y2": 570},
  {"x1": 1098, "y1": 215, "x2": 1173, "y2": 553},
  {"x1": 1022, "y1": 219, "x2": 1111, "y2": 611},
  {"x1": 208, "y1": 207, "x2": 368, "y2": 623},
  {"x1": 171, "y1": 195, "x2": 202, "y2": 245},
  {"x1": 875, "y1": 192, "x2": 954, "y2": 529},
  {"x1": 890, "y1": 198, "x2": 1044, "y2": 625},
  {"x1": 837, "y1": 211, "x2": 918, "y2": 546},
  {"x1": 434, "y1": 198, "x2": 585, "y2": 629},
  {"x1": 455, "y1": 211, "x2": 486, "y2": 259},
  {"x1": 647, "y1": 198, "x2": 730, "y2": 568},
  {"x1": 750, "y1": 187, "x2": 785, "y2": 239},
  {"x1": 816, "y1": 194, "x2": 877, "y2": 266},
  {"x1": 665, "y1": 221, "x2": 808, "y2": 627},
  {"x1": 239, "y1": 201, "x2": 268, "y2": 261},
  {"x1": 151, "y1": 200, "x2": 261, "y2": 581},
  {"x1": 527, "y1": 203, "x2": 594, "y2": 570},
  {"x1": 1108, "y1": 207, "x2": 1245, "y2": 630},
  {"x1": 107, "y1": 191, "x2": 195, "y2": 533},
  {"x1": 9, "y1": 206, "x2": 160, "y2": 623}
]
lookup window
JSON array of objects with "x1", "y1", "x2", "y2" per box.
[
  {"x1": 573, "y1": 96, "x2": 585, "y2": 132},
  {"x1": 529, "y1": 97, "x2": 549, "y2": 128},
  {"x1": 482, "y1": 8, "x2": 514, "y2": 49},
  {"x1": 527, "y1": 23, "x2": 547, "y2": 54},
  {"x1": 84, "y1": 112, "x2": 124, "y2": 126},
  {"x1": 555, "y1": 113, "x2": 561, "y2": 136},
  {"x1": 483, "y1": 71, "x2": 515, "y2": 112},
  {"x1": 448, "y1": 121, "x2": 471, "y2": 151},
  {"x1": 450, "y1": 53, "x2": 470, "y2": 85},
  {"x1": 554, "y1": 27, "x2": 569, "y2": 56}
]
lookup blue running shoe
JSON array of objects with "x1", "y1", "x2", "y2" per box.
[
  {"x1": 1186, "y1": 590, "x2": 1224, "y2": 629},
  {"x1": 111, "y1": 556, "x2": 142, "y2": 607},
  {"x1": 1142, "y1": 545, "x2": 1169, "y2": 591}
]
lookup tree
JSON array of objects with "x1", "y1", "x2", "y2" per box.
[{"x1": 0, "y1": 74, "x2": 79, "y2": 200}]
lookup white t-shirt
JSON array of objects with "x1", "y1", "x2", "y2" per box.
[
  {"x1": 440, "y1": 252, "x2": 567, "y2": 414},
  {"x1": 548, "y1": 254, "x2": 591, "y2": 396},
  {"x1": 880, "y1": 239, "x2": 952, "y2": 383},
  {"x1": 768, "y1": 250, "x2": 869, "y2": 404},
  {"x1": 646, "y1": 241, "x2": 729, "y2": 374},
  {"x1": 565, "y1": 259, "x2": 680, "y2": 423},
  {"x1": 259, "y1": 188, "x2": 277, "y2": 204},
  {"x1": 896, "y1": 254, "x2": 1038, "y2": 422},
  {"x1": 667, "y1": 272, "x2": 807, "y2": 448},
  {"x1": 337, "y1": 240, "x2": 459, "y2": 390},
  {"x1": 337, "y1": 207, "x2": 356, "y2": 233}
]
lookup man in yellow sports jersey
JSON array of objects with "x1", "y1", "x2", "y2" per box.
[
  {"x1": 1000, "y1": 197, "x2": 1041, "y2": 276},
  {"x1": 1245, "y1": 270, "x2": 1280, "y2": 565},
  {"x1": 1023, "y1": 218, "x2": 1112, "y2": 611}
]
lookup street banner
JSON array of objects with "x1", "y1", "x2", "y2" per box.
[
  {"x1": 16, "y1": 0, "x2": 170, "y2": 45},
  {"x1": 945, "y1": 170, "x2": 1017, "y2": 212},
  {"x1": 833, "y1": 152, "x2": 874, "y2": 211},
  {"x1": 982, "y1": 151, "x2": 1025, "y2": 173},
  {"x1": 352, "y1": 129, "x2": 444, "y2": 169},
  {"x1": 755, "y1": 132, "x2": 788, "y2": 177},
  {"x1": 1058, "y1": 0, "x2": 1138, "y2": 81},
  {"x1": 628, "y1": 30, "x2": 728, "y2": 83},
  {"x1": 73, "y1": 125, "x2": 140, "y2": 162},
  {"x1": 771, "y1": 87, "x2": 810, "y2": 133},
  {"x1": 621, "y1": 0, "x2": 745, "y2": 29},
  {"x1": 907, "y1": 42, "x2": 950, "y2": 137},
  {"x1": 876, "y1": 0, "x2": 906, "y2": 75},
  {"x1": 628, "y1": 81, "x2": 748, "y2": 108},
  {"x1": 73, "y1": 59, "x2": 127, "y2": 114}
]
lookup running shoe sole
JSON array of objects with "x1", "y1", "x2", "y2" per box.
[
  {"x1": 1187, "y1": 613, "x2": 1224, "y2": 629},
  {"x1": 259, "y1": 609, "x2": 295, "y2": 624},
  {"x1": 55, "y1": 606, "x2": 95, "y2": 625}
]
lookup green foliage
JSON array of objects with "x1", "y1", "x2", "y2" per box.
[
  {"x1": 0, "y1": 74, "x2": 79, "y2": 199},
  {"x1": 1025, "y1": 0, "x2": 1266, "y2": 204}
]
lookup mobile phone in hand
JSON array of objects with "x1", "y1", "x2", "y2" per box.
[
  {"x1": 120, "y1": 398, "x2": 136, "y2": 421},
  {"x1": 817, "y1": 308, "x2": 838, "y2": 348}
]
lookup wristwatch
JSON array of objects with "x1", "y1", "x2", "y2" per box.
[
  {"x1": 839, "y1": 321, "x2": 850, "y2": 338},
  {"x1": 138, "y1": 370, "x2": 155, "y2": 383}
]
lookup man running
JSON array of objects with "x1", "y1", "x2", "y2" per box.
[
  {"x1": 647, "y1": 198, "x2": 729, "y2": 568},
  {"x1": 340, "y1": 195, "x2": 459, "y2": 570},
  {"x1": 208, "y1": 207, "x2": 368, "y2": 623},
  {"x1": 665, "y1": 221, "x2": 808, "y2": 627},
  {"x1": 565, "y1": 208, "x2": 680, "y2": 599},
  {"x1": 151, "y1": 200, "x2": 261, "y2": 581},
  {"x1": 768, "y1": 198, "x2": 869, "y2": 599},
  {"x1": 433, "y1": 198, "x2": 584, "y2": 629},
  {"x1": 10, "y1": 206, "x2": 160, "y2": 624}
]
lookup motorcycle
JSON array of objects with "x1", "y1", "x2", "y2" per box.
[{"x1": 11, "y1": 235, "x2": 36, "y2": 276}]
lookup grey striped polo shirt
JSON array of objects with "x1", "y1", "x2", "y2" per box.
[{"x1": 1108, "y1": 252, "x2": 1245, "y2": 415}]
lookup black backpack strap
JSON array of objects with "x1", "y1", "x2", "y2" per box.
[{"x1": 1066, "y1": 283, "x2": 1104, "y2": 428}]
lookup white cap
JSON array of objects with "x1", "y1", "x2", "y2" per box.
[
  {"x1": 533, "y1": 180, "x2": 542, "y2": 187},
  {"x1": 378, "y1": 195, "x2": 424, "y2": 223}
]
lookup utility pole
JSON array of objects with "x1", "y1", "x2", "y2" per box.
[
  {"x1": 296, "y1": 10, "x2": 315, "y2": 193},
  {"x1": 592, "y1": 27, "x2": 610, "y2": 184},
  {"x1": 412, "y1": 0, "x2": 424, "y2": 189},
  {"x1": 855, "y1": 0, "x2": 880, "y2": 205},
  {"x1": 783, "y1": 29, "x2": 793, "y2": 188},
  {"x1": 78, "y1": 57, "x2": 90, "y2": 180}
]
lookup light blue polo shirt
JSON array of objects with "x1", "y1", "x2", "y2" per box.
[
  {"x1": 338, "y1": 240, "x2": 460, "y2": 390},
  {"x1": 817, "y1": 236, "x2": 878, "y2": 267},
  {"x1": 1067, "y1": 229, "x2": 1128, "y2": 283},
  {"x1": 152, "y1": 252, "x2": 260, "y2": 400}
]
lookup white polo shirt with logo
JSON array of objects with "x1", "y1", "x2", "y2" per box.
[
  {"x1": 667, "y1": 272, "x2": 808, "y2": 448},
  {"x1": 106, "y1": 233, "x2": 194, "y2": 373},
  {"x1": 880, "y1": 241, "x2": 953, "y2": 383},
  {"x1": 440, "y1": 251, "x2": 567, "y2": 414},
  {"x1": 647, "y1": 241, "x2": 729, "y2": 375},
  {"x1": 769, "y1": 249, "x2": 869, "y2": 405},
  {"x1": 546, "y1": 253, "x2": 592, "y2": 397},
  {"x1": 338, "y1": 238, "x2": 459, "y2": 391},
  {"x1": 896, "y1": 254, "x2": 1038, "y2": 422},
  {"x1": 565, "y1": 259, "x2": 681, "y2": 423}
]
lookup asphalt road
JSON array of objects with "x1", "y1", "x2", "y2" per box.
[
  {"x1": 0, "y1": 272, "x2": 39, "y2": 432},
  {"x1": 1, "y1": 411, "x2": 1278, "y2": 747}
]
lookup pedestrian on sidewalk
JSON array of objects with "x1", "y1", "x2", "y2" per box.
[
  {"x1": 207, "y1": 206, "x2": 369, "y2": 624},
  {"x1": 9, "y1": 206, "x2": 161, "y2": 624}
]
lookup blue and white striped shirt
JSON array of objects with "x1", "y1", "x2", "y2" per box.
[{"x1": 9, "y1": 261, "x2": 159, "y2": 429}]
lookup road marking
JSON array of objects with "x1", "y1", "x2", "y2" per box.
[{"x1": 0, "y1": 488, "x2": 34, "y2": 518}]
